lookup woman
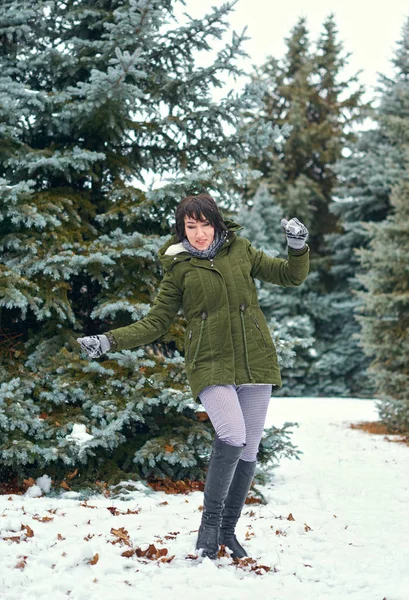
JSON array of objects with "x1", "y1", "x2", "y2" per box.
[{"x1": 77, "y1": 193, "x2": 309, "y2": 560}]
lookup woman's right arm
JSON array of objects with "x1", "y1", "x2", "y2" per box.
[{"x1": 105, "y1": 271, "x2": 183, "y2": 351}]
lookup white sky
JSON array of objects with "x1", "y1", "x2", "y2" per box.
[{"x1": 182, "y1": 0, "x2": 409, "y2": 98}]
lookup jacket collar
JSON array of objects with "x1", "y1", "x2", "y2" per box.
[{"x1": 159, "y1": 218, "x2": 243, "y2": 270}]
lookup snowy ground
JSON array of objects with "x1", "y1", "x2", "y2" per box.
[{"x1": 1, "y1": 397, "x2": 408, "y2": 600}]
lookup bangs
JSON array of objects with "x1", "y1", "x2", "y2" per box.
[{"x1": 184, "y1": 202, "x2": 216, "y2": 224}]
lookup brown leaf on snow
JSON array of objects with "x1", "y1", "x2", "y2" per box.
[
  {"x1": 164, "y1": 531, "x2": 180, "y2": 540},
  {"x1": 21, "y1": 524, "x2": 34, "y2": 538},
  {"x1": 218, "y1": 545, "x2": 230, "y2": 558},
  {"x1": 107, "y1": 506, "x2": 121, "y2": 516},
  {"x1": 110, "y1": 527, "x2": 132, "y2": 547},
  {"x1": 135, "y1": 544, "x2": 171, "y2": 561},
  {"x1": 15, "y1": 556, "x2": 28, "y2": 569},
  {"x1": 304, "y1": 523, "x2": 312, "y2": 532},
  {"x1": 135, "y1": 544, "x2": 159, "y2": 558},
  {"x1": 32, "y1": 515, "x2": 54, "y2": 523},
  {"x1": 57, "y1": 533, "x2": 65, "y2": 541},
  {"x1": 3, "y1": 535, "x2": 21, "y2": 543},
  {"x1": 234, "y1": 556, "x2": 272, "y2": 575},
  {"x1": 121, "y1": 549, "x2": 136, "y2": 558},
  {"x1": 148, "y1": 477, "x2": 204, "y2": 495},
  {"x1": 60, "y1": 480, "x2": 71, "y2": 491},
  {"x1": 287, "y1": 513, "x2": 295, "y2": 521},
  {"x1": 80, "y1": 502, "x2": 97, "y2": 509},
  {"x1": 159, "y1": 554, "x2": 175, "y2": 563},
  {"x1": 88, "y1": 553, "x2": 99, "y2": 565},
  {"x1": 245, "y1": 496, "x2": 262, "y2": 505},
  {"x1": 107, "y1": 506, "x2": 140, "y2": 516},
  {"x1": 275, "y1": 529, "x2": 287, "y2": 537}
]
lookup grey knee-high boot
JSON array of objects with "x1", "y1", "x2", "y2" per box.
[
  {"x1": 196, "y1": 437, "x2": 243, "y2": 559},
  {"x1": 219, "y1": 458, "x2": 257, "y2": 559}
]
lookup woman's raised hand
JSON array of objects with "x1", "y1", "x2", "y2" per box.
[
  {"x1": 76, "y1": 334, "x2": 111, "y2": 358},
  {"x1": 281, "y1": 217, "x2": 309, "y2": 250}
]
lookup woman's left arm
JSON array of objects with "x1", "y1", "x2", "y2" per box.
[
  {"x1": 248, "y1": 243, "x2": 309, "y2": 287},
  {"x1": 247, "y1": 217, "x2": 310, "y2": 287}
]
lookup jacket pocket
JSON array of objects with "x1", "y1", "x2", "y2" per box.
[
  {"x1": 252, "y1": 315, "x2": 268, "y2": 349},
  {"x1": 186, "y1": 311, "x2": 207, "y2": 370}
]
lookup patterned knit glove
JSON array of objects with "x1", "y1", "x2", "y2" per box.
[
  {"x1": 76, "y1": 334, "x2": 111, "y2": 358},
  {"x1": 281, "y1": 217, "x2": 309, "y2": 250}
]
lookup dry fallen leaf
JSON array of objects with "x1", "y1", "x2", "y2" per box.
[
  {"x1": 275, "y1": 529, "x2": 287, "y2": 537},
  {"x1": 110, "y1": 527, "x2": 132, "y2": 547},
  {"x1": 287, "y1": 513, "x2": 295, "y2": 521},
  {"x1": 32, "y1": 515, "x2": 54, "y2": 523},
  {"x1": 15, "y1": 556, "x2": 28, "y2": 570},
  {"x1": 66, "y1": 469, "x2": 79, "y2": 481},
  {"x1": 23, "y1": 478, "x2": 35, "y2": 490},
  {"x1": 22, "y1": 524, "x2": 34, "y2": 538},
  {"x1": 88, "y1": 553, "x2": 99, "y2": 565},
  {"x1": 195, "y1": 411, "x2": 209, "y2": 422}
]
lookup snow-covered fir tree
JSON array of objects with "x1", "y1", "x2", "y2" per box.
[
  {"x1": 245, "y1": 16, "x2": 366, "y2": 395},
  {"x1": 328, "y1": 17, "x2": 409, "y2": 397},
  {"x1": 356, "y1": 180, "x2": 409, "y2": 431},
  {"x1": 0, "y1": 0, "x2": 285, "y2": 489}
]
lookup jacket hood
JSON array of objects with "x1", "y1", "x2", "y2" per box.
[{"x1": 158, "y1": 218, "x2": 243, "y2": 271}]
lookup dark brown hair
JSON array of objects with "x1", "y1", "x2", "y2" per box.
[{"x1": 174, "y1": 193, "x2": 228, "y2": 241}]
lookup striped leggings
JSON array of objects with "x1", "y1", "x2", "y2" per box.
[{"x1": 198, "y1": 384, "x2": 272, "y2": 462}]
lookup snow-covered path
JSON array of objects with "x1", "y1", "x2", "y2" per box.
[{"x1": 1, "y1": 398, "x2": 408, "y2": 600}]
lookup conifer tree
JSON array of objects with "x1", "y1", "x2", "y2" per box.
[
  {"x1": 0, "y1": 0, "x2": 283, "y2": 488},
  {"x1": 356, "y1": 181, "x2": 409, "y2": 431},
  {"x1": 246, "y1": 16, "x2": 365, "y2": 395},
  {"x1": 328, "y1": 17, "x2": 409, "y2": 397}
]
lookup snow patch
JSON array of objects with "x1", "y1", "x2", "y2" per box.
[{"x1": 65, "y1": 423, "x2": 94, "y2": 445}]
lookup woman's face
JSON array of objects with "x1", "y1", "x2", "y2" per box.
[{"x1": 184, "y1": 214, "x2": 215, "y2": 251}]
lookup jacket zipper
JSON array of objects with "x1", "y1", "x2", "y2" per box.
[
  {"x1": 253, "y1": 316, "x2": 268, "y2": 348},
  {"x1": 239, "y1": 303, "x2": 255, "y2": 383},
  {"x1": 191, "y1": 311, "x2": 207, "y2": 370},
  {"x1": 187, "y1": 329, "x2": 193, "y2": 362}
]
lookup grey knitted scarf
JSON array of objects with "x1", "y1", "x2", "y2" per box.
[{"x1": 181, "y1": 229, "x2": 227, "y2": 259}]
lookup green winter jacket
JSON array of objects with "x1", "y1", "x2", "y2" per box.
[{"x1": 106, "y1": 220, "x2": 309, "y2": 401}]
